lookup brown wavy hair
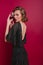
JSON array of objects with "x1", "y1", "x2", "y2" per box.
[{"x1": 12, "y1": 6, "x2": 28, "y2": 22}]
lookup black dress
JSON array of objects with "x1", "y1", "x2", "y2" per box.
[{"x1": 6, "y1": 22, "x2": 29, "y2": 65}]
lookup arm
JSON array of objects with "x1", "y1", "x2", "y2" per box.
[
  {"x1": 4, "y1": 23, "x2": 10, "y2": 42},
  {"x1": 4, "y1": 13, "x2": 13, "y2": 42},
  {"x1": 5, "y1": 22, "x2": 19, "y2": 44}
]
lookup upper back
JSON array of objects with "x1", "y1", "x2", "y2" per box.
[{"x1": 18, "y1": 22, "x2": 27, "y2": 41}]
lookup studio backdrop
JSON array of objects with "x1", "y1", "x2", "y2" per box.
[{"x1": 0, "y1": 0, "x2": 43, "y2": 65}]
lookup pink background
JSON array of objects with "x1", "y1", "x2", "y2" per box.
[{"x1": 0, "y1": 0, "x2": 43, "y2": 65}]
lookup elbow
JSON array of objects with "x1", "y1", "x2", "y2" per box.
[
  {"x1": 4, "y1": 37, "x2": 7, "y2": 42},
  {"x1": 4, "y1": 35, "x2": 7, "y2": 42},
  {"x1": 4, "y1": 38, "x2": 7, "y2": 42}
]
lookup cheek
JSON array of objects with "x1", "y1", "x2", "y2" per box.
[
  {"x1": 18, "y1": 15, "x2": 22, "y2": 19},
  {"x1": 14, "y1": 16, "x2": 17, "y2": 19}
]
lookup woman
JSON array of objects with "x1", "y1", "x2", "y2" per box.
[{"x1": 5, "y1": 6, "x2": 29, "y2": 65}]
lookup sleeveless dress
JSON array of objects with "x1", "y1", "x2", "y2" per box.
[{"x1": 6, "y1": 22, "x2": 29, "y2": 65}]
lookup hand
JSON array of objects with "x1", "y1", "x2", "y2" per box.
[
  {"x1": 9, "y1": 21, "x2": 14, "y2": 29},
  {"x1": 7, "y1": 13, "x2": 13, "y2": 25}
]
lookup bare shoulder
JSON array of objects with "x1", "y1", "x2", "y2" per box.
[{"x1": 23, "y1": 22, "x2": 27, "y2": 29}]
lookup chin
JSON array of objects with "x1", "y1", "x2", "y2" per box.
[{"x1": 16, "y1": 20, "x2": 20, "y2": 22}]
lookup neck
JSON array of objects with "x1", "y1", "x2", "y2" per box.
[{"x1": 16, "y1": 20, "x2": 23, "y2": 23}]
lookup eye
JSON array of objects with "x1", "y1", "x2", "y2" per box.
[
  {"x1": 14, "y1": 14, "x2": 15, "y2": 16},
  {"x1": 14, "y1": 14, "x2": 19, "y2": 16},
  {"x1": 16, "y1": 14, "x2": 19, "y2": 16}
]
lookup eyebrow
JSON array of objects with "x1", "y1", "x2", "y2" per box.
[{"x1": 14, "y1": 13, "x2": 19, "y2": 15}]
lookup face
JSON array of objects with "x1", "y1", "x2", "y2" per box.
[{"x1": 13, "y1": 10, "x2": 22, "y2": 22}]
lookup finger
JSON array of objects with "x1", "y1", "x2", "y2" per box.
[
  {"x1": 8, "y1": 12, "x2": 12, "y2": 18},
  {"x1": 8, "y1": 14, "x2": 11, "y2": 18}
]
